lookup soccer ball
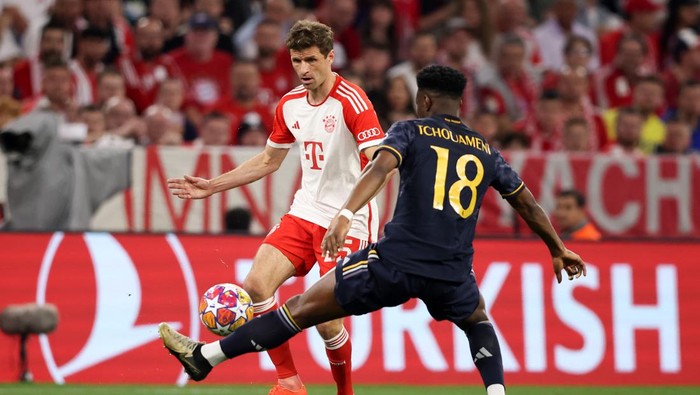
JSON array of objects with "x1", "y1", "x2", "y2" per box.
[{"x1": 199, "y1": 283, "x2": 254, "y2": 336}]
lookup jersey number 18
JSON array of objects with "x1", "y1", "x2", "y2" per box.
[{"x1": 430, "y1": 145, "x2": 484, "y2": 219}]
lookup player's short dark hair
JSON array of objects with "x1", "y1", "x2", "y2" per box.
[
  {"x1": 286, "y1": 20, "x2": 334, "y2": 56},
  {"x1": 416, "y1": 65, "x2": 466, "y2": 99},
  {"x1": 558, "y1": 189, "x2": 586, "y2": 208}
]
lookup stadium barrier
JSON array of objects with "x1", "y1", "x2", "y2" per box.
[
  {"x1": 2, "y1": 148, "x2": 700, "y2": 237},
  {"x1": 0, "y1": 233, "x2": 697, "y2": 385}
]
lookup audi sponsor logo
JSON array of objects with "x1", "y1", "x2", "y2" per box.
[{"x1": 358, "y1": 128, "x2": 381, "y2": 141}]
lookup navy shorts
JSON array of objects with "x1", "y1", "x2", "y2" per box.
[{"x1": 334, "y1": 244, "x2": 480, "y2": 323}]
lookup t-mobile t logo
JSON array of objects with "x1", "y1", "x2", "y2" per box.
[{"x1": 304, "y1": 141, "x2": 324, "y2": 170}]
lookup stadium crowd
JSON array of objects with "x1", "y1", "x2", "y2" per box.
[{"x1": 0, "y1": 0, "x2": 698, "y2": 155}]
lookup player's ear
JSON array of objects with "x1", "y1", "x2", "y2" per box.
[{"x1": 327, "y1": 49, "x2": 335, "y2": 64}]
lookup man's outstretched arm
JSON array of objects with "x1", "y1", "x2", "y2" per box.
[
  {"x1": 321, "y1": 150, "x2": 398, "y2": 258},
  {"x1": 507, "y1": 187, "x2": 587, "y2": 283}
]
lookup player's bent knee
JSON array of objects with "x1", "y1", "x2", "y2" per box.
[
  {"x1": 241, "y1": 275, "x2": 273, "y2": 302},
  {"x1": 315, "y1": 319, "x2": 344, "y2": 340}
]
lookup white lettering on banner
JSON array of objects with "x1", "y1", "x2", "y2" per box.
[
  {"x1": 612, "y1": 264, "x2": 680, "y2": 373},
  {"x1": 538, "y1": 154, "x2": 575, "y2": 214},
  {"x1": 553, "y1": 265, "x2": 605, "y2": 374},
  {"x1": 478, "y1": 263, "x2": 520, "y2": 371},
  {"x1": 587, "y1": 156, "x2": 640, "y2": 234},
  {"x1": 382, "y1": 302, "x2": 448, "y2": 372},
  {"x1": 645, "y1": 157, "x2": 692, "y2": 234},
  {"x1": 522, "y1": 264, "x2": 546, "y2": 372}
]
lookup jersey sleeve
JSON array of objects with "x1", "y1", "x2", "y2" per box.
[
  {"x1": 490, "y1": 149, "x2": 525, "y2": 198},
  {"x1": 339, "y1": 81, "x2": 385, "y2": 151},
  {"x1": 375, "y1": 121, "x2": 413, "y2": 167},
  {"x1": 267, "y1": 100, "x2": 295, "y2": 148}
]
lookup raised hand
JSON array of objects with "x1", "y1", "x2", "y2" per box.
[{"x1": 167, "y1": 175, "x2": 215, "y2": 200}]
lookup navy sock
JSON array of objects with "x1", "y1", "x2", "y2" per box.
[
  {"x1": 466, "y1": 322, "x2": 504, "y2": 388},
  {"x1": 219, "y1": 306, "x2": 302, "y2": 359}
]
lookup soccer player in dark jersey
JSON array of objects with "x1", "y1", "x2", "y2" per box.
[{"x1": 158, "y1": 65, "x2": 587, "y2": 395}]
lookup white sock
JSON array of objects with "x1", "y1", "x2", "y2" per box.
[
  {"x1": 323, "y1": 326, "x2": 349, "y2": 350},
  {"x1": 486, "y1": 384, "x2": 505, "y2": 395},
  {"x1": 253, "y1": 296, "x2": 277, "y2": 315},
  {"x1": 201, "y1": 341, "x2": 227, "y2": 367}
]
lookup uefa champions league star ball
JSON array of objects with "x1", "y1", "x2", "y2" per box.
[{"x1": 199, "y1": 283, "x2": 254, "y2": 336}]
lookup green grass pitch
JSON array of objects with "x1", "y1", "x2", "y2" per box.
[{"x1": 0, "y1": 384, "x2": 698, "y2": 395}]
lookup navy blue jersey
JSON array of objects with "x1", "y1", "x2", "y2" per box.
[{"x1": 375, "y1": 114, "x2": 524, "y2": 282}]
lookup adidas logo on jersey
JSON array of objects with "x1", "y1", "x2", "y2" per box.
[
  {"x1": 473, "y1": 347, "x2": 493, "y2": 362},
  {"x1": 292, "y1": 121, "x2": 300, "y2": 129}
]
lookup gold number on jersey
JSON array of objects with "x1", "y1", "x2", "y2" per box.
[{"x1": 430, "y1": 145, "x2": 484, "y2": 219}]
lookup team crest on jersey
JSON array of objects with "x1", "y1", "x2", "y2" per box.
[{"x1": 323, "y1": 115, "x2": 337, "y2": 133}]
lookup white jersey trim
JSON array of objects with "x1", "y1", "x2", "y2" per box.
[
  {"x1": 266, "y1": 138, "x2": 294, "y2": 149},
  {"x1": 358, "y1": 138, "x2": 383, "y2": 152}
]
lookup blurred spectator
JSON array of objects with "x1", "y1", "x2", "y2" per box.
[
  {"x1": 520, "y1": 90, "x2": 564, "y2": 152},
  {"x1": 599, "y1": 0, "x2": 662, "y2": 71},
  {"x1": 359, "y1": 42, "x2": 392, "y2": 106},
  {"x1": 542, "y1": 35, "x2": 599, "y2": 104},
  {"x1": 236, "y1": 112, "x2": 268, "y2": 146},
  {"x1": 252, "y1": 19, "x2": 295, "y2": 103},
  {"x1": 209, "y1": 60, "x2": 274, "y2": 144},
  {"x1": 556, "y1": 66, "x2": 606, "y2": 150},
  {"x1": 224, "y1": 207, "x2": 252, "y2": 234},
  {"x1": 416, "y1": 0, "x2": 457, "y2": 33},
  {"x1": 384, "y1": 76, "x2": 415, "y2": 127},
  {"x1": 656, "y1": 117, "x2": 695, "y2": 154},
  {"x1": 316, "y1": 0, "x2": 362, "y2": 72},
  {"x1": 606, "y1": 106, "x2": 645, "y2": 156},
  {"x1": 22, "y1": 0, "x2": 85, "y2": 60},
  {"x1": 469, "y1": 111, "x2": 499, "y2": 144},
  {"x1": 24, "y1": 59, "x2": 76, "y2": 119},
  {"x1": 499, "y1": 131, "x2": 530, "y2": 151},
  {"x1": 561, "y1": 117, "x2": 592, "y2": 152},
  {"x1": 661, "y1": 28, "x2": 700, "y2": 109},
  {"x1": 70, "y1": 26, "x2": 109, "y2": 106},
  {"x1": 194, "y1": 0, "x2": 232, "y2": 35},
  {"x1": 0, "y1": 64, "x2": 14, "y2": 99},
  {"x1": 596, "y1": 32, "x2": 650, "y2": 109},
  {"x1": 166, "y1": 0, "x2": 236, "y2": 55},
  {"x1": 235, "y1": 0, "x2": 295, "y2": 60},
  {"x1": 458, "y1": 0, "x2": 494, "y2": 63},
  {"x1": 554, "y1": 189, "x2": 601, "y2": 241},
  {"x1": 360, "y1": 0, "x2": 397, "y2": 58},
  {"x1": 83, "y1": 0, "x2": 135, "y2": 64},
  {"x1": 155, "y1": 77, "x2": 197, "y2": 142},
  {"x1": 102, "y1": 96, "x2": 144, "y2": 147},
  {"x1": 576, "y1": 0, "x2": 622, "y2": 35},
  {"x1": 193, "y1": 111, "x2": 231, "y2": 146},
  {"x1": 495, "y1": 0, "x2": 541, "y2": 66},
  {"x1": 387, "y1": 32, "x2": 437, "y2": 102},
  {"x1": 604, "y1": 75, "x2": 666, "y2": 153},
  {"x1": 14, "y1": 22, "x2": 67, "y2": 100},
  {"x1": 117, "y1": 17, "x2": 180, "y2": 113},
  {"x1": 664, "y1": 80, "x2": 700, "y2": 150},
  {"x1": 96, "y1": 69, "x2": 125, "y2": 106},
  {"x1": 437, "y1": 19, "x2": 478, "y2": 119},
  {"x1": 478, "y1": 34, "x2": 539, "y2": 128},
  {"x1": 150, "y1": 0, "x2": 185, "y2": 51},
  {"x1": 80, "y1": 104, "x2": 107, "y2": 145},
  {"x1": 659, "y1": 0, "x2": 700, "y2": 68},
  {"x1": 142, "y1": 104, "x2": 183, "y2": 145},
  {"x1": 170, "y1": 12, "x2": 233, "y2": 112},
  {"x1": 0, "y1": 4, "x2": 27, "y2": 62},
  {"x1": 534, "y1": 0, "x2": 599, "y2": 70}
]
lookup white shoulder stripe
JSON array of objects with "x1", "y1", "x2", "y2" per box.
[
  {"x1": 339, "y1": 82, "x2": 369, "y2": 111},
  {"x1": 338, "y1": 83, "x2": 367, "y2": 112},
  {"x1": 283, "y1": 85, "x2": 306, "y2": 97},
  {"x1": 336, "y1": 90, "x2": 361, "y2": 114}
]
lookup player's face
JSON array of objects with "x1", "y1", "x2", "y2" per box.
[{"x1": 289, "y1": 46, "x2": 334, "y2": 92}]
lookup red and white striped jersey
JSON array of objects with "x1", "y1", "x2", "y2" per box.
[{"x1": 268, "y1": 74, "x2": 384, "y2": 241}]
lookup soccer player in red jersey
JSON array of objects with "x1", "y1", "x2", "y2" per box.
[{"x1": 167, "y1": 20, "x2": 385, "y2": 395}]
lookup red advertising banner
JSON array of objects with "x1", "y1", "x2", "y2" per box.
[{"x1": 0, "y1": 233, "x2": 698, "y2": 385}]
